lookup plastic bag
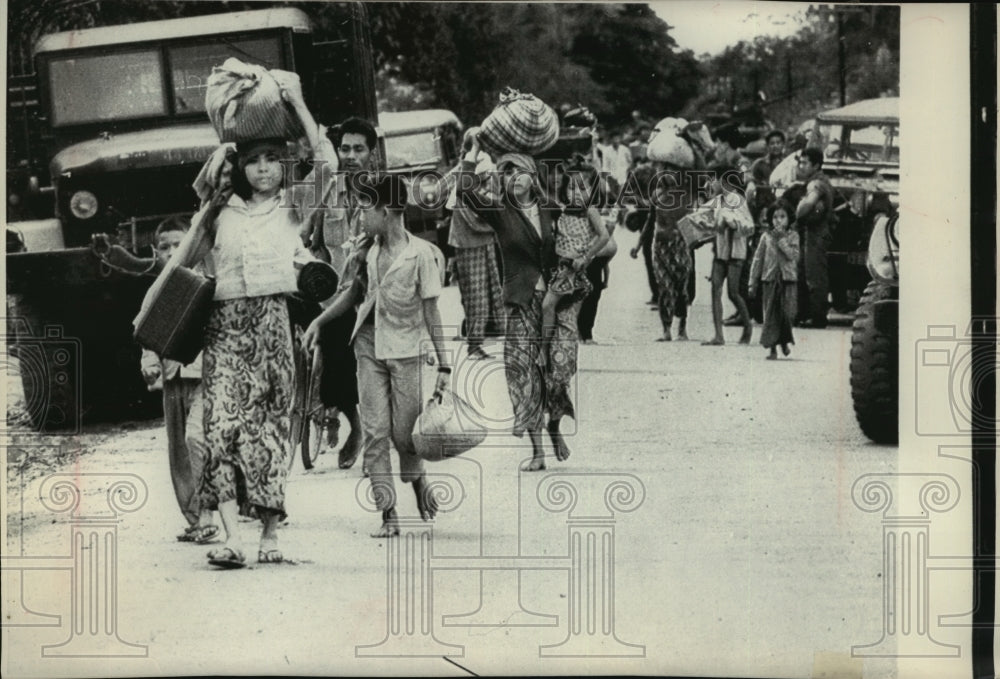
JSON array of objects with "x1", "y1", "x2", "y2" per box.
[
  {"x1": 412, "y1": 390, "x2": 489, "y2": 462},
  {"x1": 204, "y1": 58, "x2": 305, "y2": 143}
]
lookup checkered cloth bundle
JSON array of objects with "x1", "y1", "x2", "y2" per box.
[
  {"x1": 478, "y1": 88, "x2": 560, "y2": 157},
  {"x1": 205, "y1": 58, "x2": 305, "y2": 143}
]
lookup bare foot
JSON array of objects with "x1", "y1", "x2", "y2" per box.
[
  {"x1": 701, "y1": 338, "x2": 725, "y2": 346},
  {"x1": 412, "y1": 474, "x2": 439, "y2": 521},
  {"x1": 677, "y1": 326, "x2": 689, "y2": 341},
  {"x1": 371, "y1": 508, "x2": 400, "y2": 538},
  {"x1": 547, "y1": 421, "x2": 571, "y2": 461},
  {"x1": 520, "y1": 457, "x2": 546, "y2": 472},
  {"x1": 656, "y1": 331, "x2": 672, "y2": 342},
  {"x1": 739, "y1": 327, "x2": 753, "y2": 345}
]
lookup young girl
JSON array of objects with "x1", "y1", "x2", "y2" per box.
[
  {"x1": 702, "y1": 168, "x2": 755, "y2": 346},
  {"x1": 542, "y1": 160, "x2": 610, "y2": 342},
  {"x1": 749, "y1": 200, "x2": 800, "y2": 359},
  {"x1": 153, "y1": 75, "x2": 336, "y2": 569}
]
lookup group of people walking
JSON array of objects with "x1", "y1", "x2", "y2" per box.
[
  {"x1": 140, "y1": 83, "x2": 841, "y2": 569},
  {"x1": 621, "y1": 126, "x2": 837, "y2": 354}
]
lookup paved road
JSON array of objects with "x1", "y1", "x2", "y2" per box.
[{"x1": 3, "y1": 231, "x2": 903, "y2": 678}]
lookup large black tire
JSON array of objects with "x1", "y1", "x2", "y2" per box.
[{"x1": 849, "y1": 280, "x2": 898, "y2": 444}]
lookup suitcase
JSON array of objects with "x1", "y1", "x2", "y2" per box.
[{"x1": 134, "y1": 265, "x2": 216, "y2": 365}]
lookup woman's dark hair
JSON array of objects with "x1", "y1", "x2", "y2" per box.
[
  {"x1": 230, "y1": 160, "x2": 254, "y2": 200},
  {"x1": 557, "y1": 154, "x2": 603, "y2": 210},
  {"x1": 358, "y1": 172, "x2": 408, "y2": 211}
]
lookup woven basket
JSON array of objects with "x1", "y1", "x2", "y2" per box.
[{"x1": 478, "y1": 88, "x2": 560, "y2": 157}]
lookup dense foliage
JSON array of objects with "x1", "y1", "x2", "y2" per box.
[{"x1": 7, "y1": 1, "x2": 899, "y2": 132}]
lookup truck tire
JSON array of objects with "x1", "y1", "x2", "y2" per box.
[{"x1": 849, "y1": 280, "x2": 898, "y2": 444}]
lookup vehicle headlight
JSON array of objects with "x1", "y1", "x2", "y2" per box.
[
  {"x1": 419, "y1": 175, "x2": 439, "y2": 203},
  {"x1": 69, "y1": 190, "x2": 98, "y2": 219}
]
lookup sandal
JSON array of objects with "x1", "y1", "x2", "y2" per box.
[
  {"x1": 207, "y1": 546, "x2": 246, "y2": 569},
  {"x1": 258, "y1": 538, "x2": 283, "y2": 563},
  {"x1": 193, "y1": 524, "x2": 221, "y2": 545},
  {"x1": 258, "y1": 549, "x2": 284, "y2": 563},
  {"x1": 467, "y1": 346, "x2": 492, "y2": 360},
  {"x1": 176, "y1": 525, "x2": 200, "y2": 542}
]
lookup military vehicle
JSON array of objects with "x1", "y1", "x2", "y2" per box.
[{"x1": 6, "y1": 6, "x2": 379, "y2": 430}]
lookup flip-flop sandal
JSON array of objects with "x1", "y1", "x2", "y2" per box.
[
  {"x1": 258, "y1": 549, "x2": 284, "y2": 563},
  {"x1": 176, "y1": 525, "x2": 200, "y2": 542},
  {"x1": 193, "y1": 524, "x2": 221, "y2": 545},
  {"x1": 207, "y1": 546, "x2": 246, "y2": 570}
]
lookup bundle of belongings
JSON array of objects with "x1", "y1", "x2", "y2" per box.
[
  {"x1": 205, "y1": 57, "x2": 306, "y2": 143},
  {"x1": 412, "y1": 390, "x2": 489, "y2": 462},
  {"x1": 647, "y1": 117, "x2": 716, "y2": 169},
  {"x1": 477, "y1": 87, "x2": 560, "y2": 157}
]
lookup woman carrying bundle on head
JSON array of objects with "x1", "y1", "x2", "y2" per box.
[
  {"x1": 456, "y1": 131, "x2": 582, "y2": 471},
  {"x1": 166, "y1": 73, "x2": 338, "y2": 569}
]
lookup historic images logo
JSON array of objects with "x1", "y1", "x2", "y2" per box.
[
  {"x1": 353, "y1": 457, "x2": 647, "y2": 659},
  {"x1": 2, "y1": 464, "x2": 149, "y2": 658}
]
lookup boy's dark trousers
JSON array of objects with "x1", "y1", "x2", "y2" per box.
[{"x1": 318, "y1": 308, "x2": 359, "y2": 411}]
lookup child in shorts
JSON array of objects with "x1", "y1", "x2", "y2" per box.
[{"x1": 139, "y1": 215, "x2": 217, "y2": 543}]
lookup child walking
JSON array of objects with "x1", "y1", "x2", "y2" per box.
[
  {"x1": 542, "y1": 159, "x2": 610, "y2": 342},
  {"x1": 748, "y1": 200, "x2": 800, "y2": 359},
  {"x1": 139, "y1": 216, "x2": 217, "y2": 543}
]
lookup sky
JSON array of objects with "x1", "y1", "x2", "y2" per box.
[{"x1": 650, "y1": 1, "x2": 809, "y2": 57}]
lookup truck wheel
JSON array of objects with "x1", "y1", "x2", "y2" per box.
[{"x1": 849, "y1": 280, "x2": 898, "y2": 444}]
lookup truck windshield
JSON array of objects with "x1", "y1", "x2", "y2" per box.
[
  {"x1": 46, "y1": 35, "x2": 283, "y2": 125},
  {"x1": 170, "y1": 37, "x2": 282, "y2": 113},
  {"x1": 385, "y1": 131, "x2": 441, "y2": 170},
  {"x1": 49, "y1": 49, "x2": 166, "y2": 126}
]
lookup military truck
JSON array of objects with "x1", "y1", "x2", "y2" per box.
[
  {"x1": 811, "y1": 97, "x2": 899, "y2": 313},
  {"x1": 849, "y1": 212, "x2": 899, "y2": 445},
  {"x1": 6, "y1": 6, "x2": 379, "y2": 430}
]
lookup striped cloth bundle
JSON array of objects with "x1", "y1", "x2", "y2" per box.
[
  {"x1": 205, "y1": 58, "x2": 305, "y2": 143},
  {"x1": 478, "y1": 88, "x2": 560, "y2": 157}
]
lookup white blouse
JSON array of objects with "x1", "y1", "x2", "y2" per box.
[{"x1": 208, "y1": 192, "x2": 314, "y2": 300}]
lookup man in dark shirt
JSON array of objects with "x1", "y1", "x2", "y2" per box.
[{"x1": 794, "y1": 147, "x2": 835, "y2": 328}]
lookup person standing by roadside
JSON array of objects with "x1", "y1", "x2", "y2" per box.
[
  {"x1": 749, "y1": 200, "x2": 799, "y2": 359},
  {"x1": 303, "y1": 174, "x2": 448, "y2": 538},
  {"x1": 734, "y1": 129, "x2": 787, "y2": 325},
  {"x1": 599, "y1": 130, "x2": 633, "y2": 200},
  {"x1": 443, "y1": 127, "x2": 505, "y2": 360},
  {"x1": 793, "y1": 147, "x2": 835, "y2": 328},
  {"x1": 702, "y1": 169, "x2": 755, "y2": 346}
]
